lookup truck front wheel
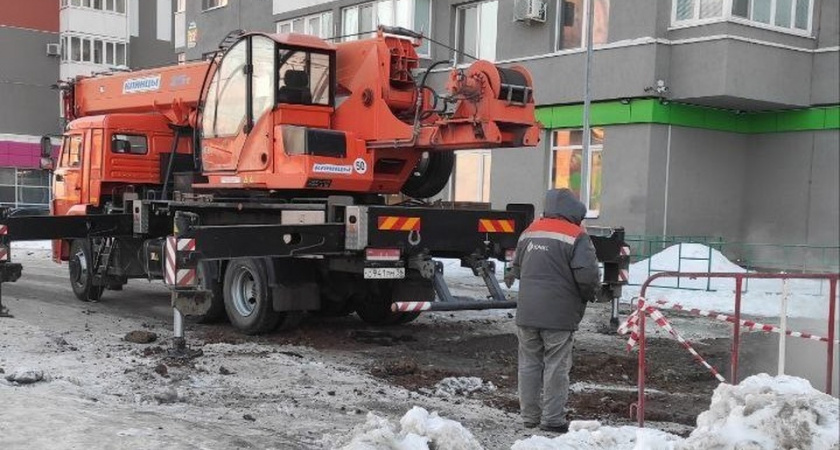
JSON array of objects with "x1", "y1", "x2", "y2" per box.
[
  {"x1": 223, "y1": 259, "x2": 280, "y2": 334},
  {"x1": 68, "y1": 239, "x2": 104, "y2": 302}
]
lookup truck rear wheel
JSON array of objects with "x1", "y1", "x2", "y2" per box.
[
  {"x1": 68, "y1": 239, "x2": 104, "y2": 302},
  {"x1": 223, "y1": 259, "x2": 280, "y2": 335}
]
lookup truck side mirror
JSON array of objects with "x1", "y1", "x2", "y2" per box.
[
  {"x1": 40, "y1": 135, "x2": 53, "y2": 158},
  {"x1": 39, "y1": 136, "x2": 55, "y2": 171}
]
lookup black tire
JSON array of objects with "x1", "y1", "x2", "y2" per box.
[
  {"x1": 394, "y1": 311, "x2": 421, "y2": 324},
  {"x1": 401, "y1": 151, "x2": 455, "y2": 199},
  {"x1": 315, "y1": 273, "x2": 356, "y2": 318},
  {"x1": 222, "y1": 259, "x2": 280, "y2": 335},
  {"x1": 354, "y1": 281, "x2": 401, "y2": 326},
  {"x1": 68, "y1": 239, "x2": 104, "y2": 302},
  {"x1": 193, "y1": 261, "x2": 227, "y2": 324}
]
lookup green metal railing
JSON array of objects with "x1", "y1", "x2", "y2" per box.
[{"x1": 624, "y1": 235, "x2": 840, "y2": 293}]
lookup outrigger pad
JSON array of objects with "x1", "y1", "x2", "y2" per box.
[
  {"x1": 0, "y1": 263, "x2": 22, "y2": 283},
  {"x1": 170, "y1": 290, "x2": 212, "y2": 317}
]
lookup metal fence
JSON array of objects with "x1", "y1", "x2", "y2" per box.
[{"x1": 624, "y1": 235, "x2": 840, "y2": 293}]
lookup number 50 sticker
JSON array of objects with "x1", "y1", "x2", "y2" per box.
[{"x1": 354, "y1": 158, "x2": 368, "y2": 174}]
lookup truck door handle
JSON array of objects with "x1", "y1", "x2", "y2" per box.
[{"x1": 55, "y1": 174, "x2": 64, "y2": 182}]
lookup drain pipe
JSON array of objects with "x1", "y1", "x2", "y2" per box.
[{"x1": 663, "y1": 125, "x2": 672, "y2": 236}]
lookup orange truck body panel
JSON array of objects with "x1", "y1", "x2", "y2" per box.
[{"x1": 55, "y1": 31, "x2": 540, "y2": 207}]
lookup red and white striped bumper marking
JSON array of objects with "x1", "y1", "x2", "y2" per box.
[
  {"x1": 391, "y1": 301, "x2": 432, "y2": 312},
  {"x1": 0, "y1": 245, "x2": 8, "y2": 262},
  {"x1": 620, "y1": 245, "x2": 630, "y2": 257},
  {"x1": 0, "y1": 224, "x2": 8, "y2": 235},
  {"x1": 164, "y1": 236, "x2": 197, "y2": 287}
]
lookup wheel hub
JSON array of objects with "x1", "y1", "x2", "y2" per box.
[{"x1": 231, "y1": 268, "x2": 259, "y2": 317}]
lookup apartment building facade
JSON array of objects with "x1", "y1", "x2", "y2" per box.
[
  {"x1": 178, "y1": 0, "x2": 838, "y2": 253},
  {"x1": 0, "y1": 0, "x2": 175, "y2": 209}
]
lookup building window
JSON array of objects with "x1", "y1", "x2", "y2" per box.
[
  {"x1": 550, "y1": 128, "x2": 603, "y2": 217},
  {"x1": 202, "y1": 0, "x2": 228, "y2": 11},
  {"x1": 555, "y1": 0, "x2": 610, "y2": 51},
  {"x1": 61, "y1": 0, "x2": 125, "y2": 13},
  {"x1": 673, "y1": 0, "x2": 812, "y2": 33},
  {"x1": 0, "y1": 169, "x2": 52, "y2": 209},
  {"x1": 341, "y1": 0, "x2": 432, "y2": 55},
  {"x1": 276, "y1": 12, "x2": 334, "y2": 39},
  {"x1": 731, "y1": 0, "x2": 811, "y2": 30},
  {"x1": 456, "y1": 1, "x2": 498, "y2": 63},
  {"x1": 62, "y1": 36, "x2": 127, "y2": 67},
  {"x1": 451, "y1": 150, "x2": 492, "y2": 203}
]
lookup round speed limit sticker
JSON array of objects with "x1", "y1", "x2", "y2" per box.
[{"x1": 353, "y1": 158, "x2": 368, "y2": 174}]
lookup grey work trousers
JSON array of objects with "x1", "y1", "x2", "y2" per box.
[{"x1": 516, "y1": 326, "x2": 574, "y2": 427}]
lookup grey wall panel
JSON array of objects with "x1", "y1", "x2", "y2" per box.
[
  {"x1": 129, "y1": 0, "x2": 176, "y2": 68},
  {"x1": 588, "y1": 125, "x2": 652, "y2": 234},
  {"x1": 489, "y1": 139, "x2": 550, "y2": 213},
  {"x1": 806, "y1": 131, "x2": 840, "y2": 245},
  {"x1": 815, "y1": 0, "x2": 839, "y2": 47},
  {"x1": 812, "y1": 52, "x2": 840, "y2": 105},
  {"x1": 664, "y1": 127, "x2": 747, "y2": 242},
  {"x1": 723, "y1": 40, "x2": 813, "y2": 108},
  {"x1": 740, "y1": 132, "x2": 813, "y2": 244},
  {"x1": 0, "y1": 28, "x2": 60, "y2": 135}
]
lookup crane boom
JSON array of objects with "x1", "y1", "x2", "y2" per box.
[{"x1": 63, "y1": 61, "x2": 211, "y2": 127}]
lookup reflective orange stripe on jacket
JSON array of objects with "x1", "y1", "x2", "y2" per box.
[{"x1": 519, "y1": 218, "x2": 583, "y2": 245}]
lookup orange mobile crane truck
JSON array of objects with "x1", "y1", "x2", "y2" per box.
[{"x1": 0, "y1": 29, "x2": 628, "y2": 345}]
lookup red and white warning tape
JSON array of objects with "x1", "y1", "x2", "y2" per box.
[
  {"x1": 619, "y1": 298, "x2": 727, "y2": 383},
  {"x1": 650, "y1": 298, "x2": 839, "y2": 344}
]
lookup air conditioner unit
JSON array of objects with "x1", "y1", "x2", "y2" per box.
[
  {"x1": 513, "y1": 0, "x2": 547, "y2": 23},
  {"x1": 46, "y1": 43, "x2": 61, "y2": 57}
]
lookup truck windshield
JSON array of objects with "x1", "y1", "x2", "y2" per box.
[{"x1": 277, "y1": 48, "x2": 331, "y2": 106}]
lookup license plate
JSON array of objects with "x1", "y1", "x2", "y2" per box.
[{"x1": 363, "y1": 267, "x2": 405, "y2": 279}]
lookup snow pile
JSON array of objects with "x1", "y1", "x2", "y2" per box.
[
  {"x1": 628, "y1": 243, "x2": 745, "y2": 288},
  {"x1": 434, "y1": 377, "x2": 496, "y2": 397},
  {"x1": 681, "y1": 374, "x2": 839, "y2": 450},
  {"x1": 512, "y1": 422, "x2": 680, "y2": 450},
  {"x1": 340, "y1": 406, "x2": 482, "y2": 450},
  {"x1": 512, "y1": 374, "x2": 839, "y2": 450},
  {"x1": 624, "y1": 243, "x2": 831, "y2": 318}
]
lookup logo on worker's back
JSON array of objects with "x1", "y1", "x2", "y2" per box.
[
  {"x1": 526, "y1": 241, "x2": 549, "y2": 253},
  {"x1": 123, "y1": 75, "x2": 161, "y2": 94}
]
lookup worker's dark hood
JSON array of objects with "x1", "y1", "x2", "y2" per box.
[{"x1": 543, "y1": 188, "x2": 586, "y2": 225}]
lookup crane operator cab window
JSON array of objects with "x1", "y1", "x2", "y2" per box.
[
  {"x1": 277, "y1": 49, "x2": 331, "y2": 106},
  {"x1": 202, "y1": 34, "x2": 334, "y2": 140}
]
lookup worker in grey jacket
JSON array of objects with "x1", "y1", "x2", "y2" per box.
[{"x1": 504, "y1": 188, "x2": 600, "y2": 433}]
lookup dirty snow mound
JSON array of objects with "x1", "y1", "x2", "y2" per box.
[
  {"x1": 512, "y1": 422, "x2": 680, "y2": 450},
  {"x1": 434, "y1": 376, "x2": 496, "y2": 397},
  {"x1": 681, "y1": 374, "x2": 839, "y2": 450},
  {"x1": 4, "y1": 367, "x2": 46, "y2": 385},
  {"x1": 341, "y1": 406, "x2": 482, "y2": 450},
  {"x1": 512, "y1": 374, "x2": 838, "y2": 450}
]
